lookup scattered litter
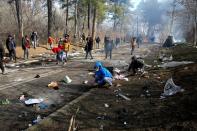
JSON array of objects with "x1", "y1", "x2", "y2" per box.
[
  {"x1": 0, "y1": 99, "x2": 10, "y2": 105},
  {"x1": 14, "y1": 78, "x2": 23, "y2": 82},
  {"x1": 124, "y1": 121, "x2": 127, "y2": 125},
  {"x1": 48, "y1": 81, "x2": 58, "y2": 90},
  {"x1": 159, "y1": 61, "x2": 194, "y2": 68},
  {"x1": 25, "y1": 98, "x2": 44, "y2": 105},
  {"x1": 28, "y1": 124, "x2": 32, "y2": 127},
  {"x1": 116, "y1": 83, "x2": 122, "y2": 87},
  {"x1": 34, "y1": 74, "x2": 40, "y2": 78},
  {"x1": 104, "y1": 103, "x2": 109, "y2": 108},
  {"x1": 63, "y1": 75, "x2": 72, "y2": 84},
  {"x1": 33, "y1": 115, "x2": 42, "y2": 124},
  {"x1": 83, "y1": 80, "x2": 88, "y2": 84},
  {"x1": 160, "y1": 78, "x2": 184, "y2": 99},
  {"x1": 114, "y1": 74, "x2": 129, "y2": 81}
]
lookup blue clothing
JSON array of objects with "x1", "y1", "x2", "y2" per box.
[{"x1": 94, "y1": 61, "x2": 113, "y2": 85}]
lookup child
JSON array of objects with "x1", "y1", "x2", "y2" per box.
[{"x1": 62, "y1": 37, "x2": 70, "y2": 62}]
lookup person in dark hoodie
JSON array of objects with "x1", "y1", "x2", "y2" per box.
[
  {"x1": 94, "y1": 61, "x2": 113, "y2": 87},
  {"x1": 6, "y1": 35, "x2": 16, "y2": 62},
  {"x1": 85, "y1": 35, "x2": 93, "y2": 59},
  {"x1": 128, "y1": 56, "x2": 144, "y2": 75},
  {"x1": 0, "y1": 42, "x2": 5, "y2": 74}
]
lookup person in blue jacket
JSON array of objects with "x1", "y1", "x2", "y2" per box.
[{"x1": 94, "y1": 61, "x2": 113, "y2": 87}]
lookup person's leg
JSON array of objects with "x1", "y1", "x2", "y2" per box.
[
  {"x1": 89, "y1": 51, "x2": 93, "y2": 59},
  {"x1": 104, "y1": 77, "x2": 113, "y2": 86},
  {"x1": 85, "y1": 51, "x2": 88, "y2": 59},
  {"x1": 110, "y1": 50, "x2": 112, "y2": 59},
  {"x1": 13, "y1": 49, "x2": 16, "y2": 62},
  {"x1": 24, "y1": 49, "x2": 26, "y2": 59},
  {"x1": 0, "y1": 60, "x2": 5, "y2": 74},
  {"x1": 9, "y1": 50, "x2": 12, "y2": 61},
  {"x1": 65, "y1": 51, "x2": 68, "y2": 62},
  {"x1": 105, "y1": 50, "x2": 108, "y2": 59},
  {"x1": 26, "y1": 48, "x2": 29, "y2": 59}
]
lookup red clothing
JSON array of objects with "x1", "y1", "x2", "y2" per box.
[
  {"x1": 52, "y1": 47, "x2": 61, "y2": 54},
  {"x1": 25, "y1": 38, "x2": 30, "y2": 48},
  {"x1": 48, "y1": 37, "x2": 54, "y2": 44}
]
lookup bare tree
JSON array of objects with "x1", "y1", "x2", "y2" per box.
[{"x1": 47, "y1": 0, "x2": 53, "y2": 37}]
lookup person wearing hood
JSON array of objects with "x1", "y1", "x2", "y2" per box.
[{"x1": 94, "y1": 61, "x2": 113, "y2": 87}]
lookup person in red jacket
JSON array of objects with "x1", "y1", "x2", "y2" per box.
[
  {"x1": 52, "y1": 47, "x2": 65, "y2": 64},
  {"x1": 22, "y1": 35, "x2": 30, "y2": 60}
]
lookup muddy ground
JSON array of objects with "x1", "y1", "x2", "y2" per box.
[{"x1": 0, "y1": 43, "x2": 197, "y2": 131}]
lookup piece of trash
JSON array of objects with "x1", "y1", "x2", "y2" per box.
[
  {"x1": 117, "y1": 93, "x2": 131, "y2": 101},
  {"x1": 28, "y1": 124, "x2": 32, "y2": 127},
  {"x1": 63, "y1": 75, "x2": 72, "y2": 84},
  {"x1": 88, "y1": 72, "x2": 94, "y2": 75},
  {"x1": 124, "y1": 121, "x2": 127, "y2": 125},
  {"x1": 114, "y1": 68, "x2": 121, "y2": 73},
  {"x1": 25, "y1": 98, "x2": 44, "y2": 105},
  {"x1": 19, "y1": 95, "x2": 26, "y2": 101},
  {"x1": 141, "y1": 86, "x2": 151, "y2": 97},
  {"x1": 83, "y1": 80, "x2": 88, "y2": 84},
  {"x1": 33, "y1": 115, "x2": 42, "y2": 124},
  {"x1": 184, "y1": 67, "x2": 188, "y2": 70},
  {"x1": 99, "y1": 125, "x2": 104, "y2": 130},
  {"x1": 48, "y1": 81, "x2": 59, "y2": 90},
  {"x1": 104, "y1": 103, "x2": 109, "y2": 108},
  {"x1": 160, "y1": 78, "x2": 184, "y2": 98},
  {"x1": 114, "y1": 74, "x2": 129, "y2": 81},
  {"x1": 34, "y1": 74, "x2": 40, "y2": 78},
  {"x1": 0, "y1": 99, "x2": 10, "y2": 105}
]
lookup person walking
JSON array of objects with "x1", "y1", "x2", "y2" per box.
[
  {"x1": 95, "y1": 36, "x2": 101, "y2": 49},
  {"x1": 0, "y1": 42, "x2": 5, "y2": 74},
  {"x1": 130, "y1": 37, "x2": 137, "y2": 55},
  {"x1": 104, "y1": 36, "x2": 113, "y2": 59},
  {"x1": 22, "y1": 35, "x2": 30, "y2": 60},
  {"x1": 85, "y1": 35, "x2": 93, "y2": 59},
  {"x1": 62, "y1": 35, "x2": 71, "y2": 62},
  {"x1": 31, "y1": 31, "x2": 38, "y2": 49},
  {"x1": 6, "y1": 35, "x2": 16, "y2": 62},
  {"x1": 48, "y1": 35, "x2": 54, "y2": 49}
]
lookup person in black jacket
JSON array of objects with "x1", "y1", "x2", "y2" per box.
[
  {"x1": 85, "y1": 35, "x2": 93, "y2": 59},
  {"x1": 128, "y1": 56, "x2": 144, "y2": 75},
  {"x1": 6, "y1": 35, "x2": 16, "y2": 62},
  {"x1": 0, "y1": 42, "x2": 5, "y2": 74}
]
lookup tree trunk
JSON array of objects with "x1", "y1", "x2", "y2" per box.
[
  {"x1": 65, "y1": 0, "x2": 69, "y2": 34},
  {"x1": 74, "y1": 0, "x2": 78, "y2": 37},
  {"x1": 92, "y1": 7, "x2": 97, "y2": 48},
  {"x1": 15, "y1": 0, "x2": 23, "y2": 39},
  {"x1": 87, "y1": 0, "x2": 91, "y2": 33},
  {"x1": 47, "y1": 0, "x2": 52, "y2": 37}
]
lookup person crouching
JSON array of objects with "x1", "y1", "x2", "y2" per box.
[
  {"x1": 128, "y1": 56, "x2": 144, "y2": 75},
  {"x1": 94, "y1": 61, "x2": 113, "y2": 87}
]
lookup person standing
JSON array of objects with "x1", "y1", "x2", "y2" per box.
[
  {"x1": 95, "y1": 36, "x2": 101, "y2": 49},
  {"x1": 0, "y1": 42, "x2": 5, "y2": 74},
  {"x1": 104, "y1": 36, "x2": 113, "y2": 59},
  {"x1": 22, "y1": 35, "x2": 30, "y2": 60},
  {"x1": 31, "y1": 31, "x2": 38, "y2": 49},
  {"x1": 62, "y1": 35, "x2": 71, "y2": 62},
  {"x1": 85, "y1": 35, "x2": 93, "y2": 59},
  {"x1": 115, "y1": 37, "x2": 120, "y2": 48},
  {"x1": 48, "y1": 36, "x2": 54, "y2": 49},
  {"x1": 130, "y1": 37, "x2": 137, "y2": 55},
  {"x1": 6, "y1": 35, "x2": 16, "y2": 62}
]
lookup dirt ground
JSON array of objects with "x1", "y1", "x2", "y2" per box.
[
  {"x1": 0, "y1": 43, "x2": 197, "y2": 131},
  {"x1": 27, "y1": 44, "x2": 197, "y2": 131}
]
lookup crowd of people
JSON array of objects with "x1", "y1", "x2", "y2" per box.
[{"x1": 0, "y1": 32, "x2": 144, "y2": 88}]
